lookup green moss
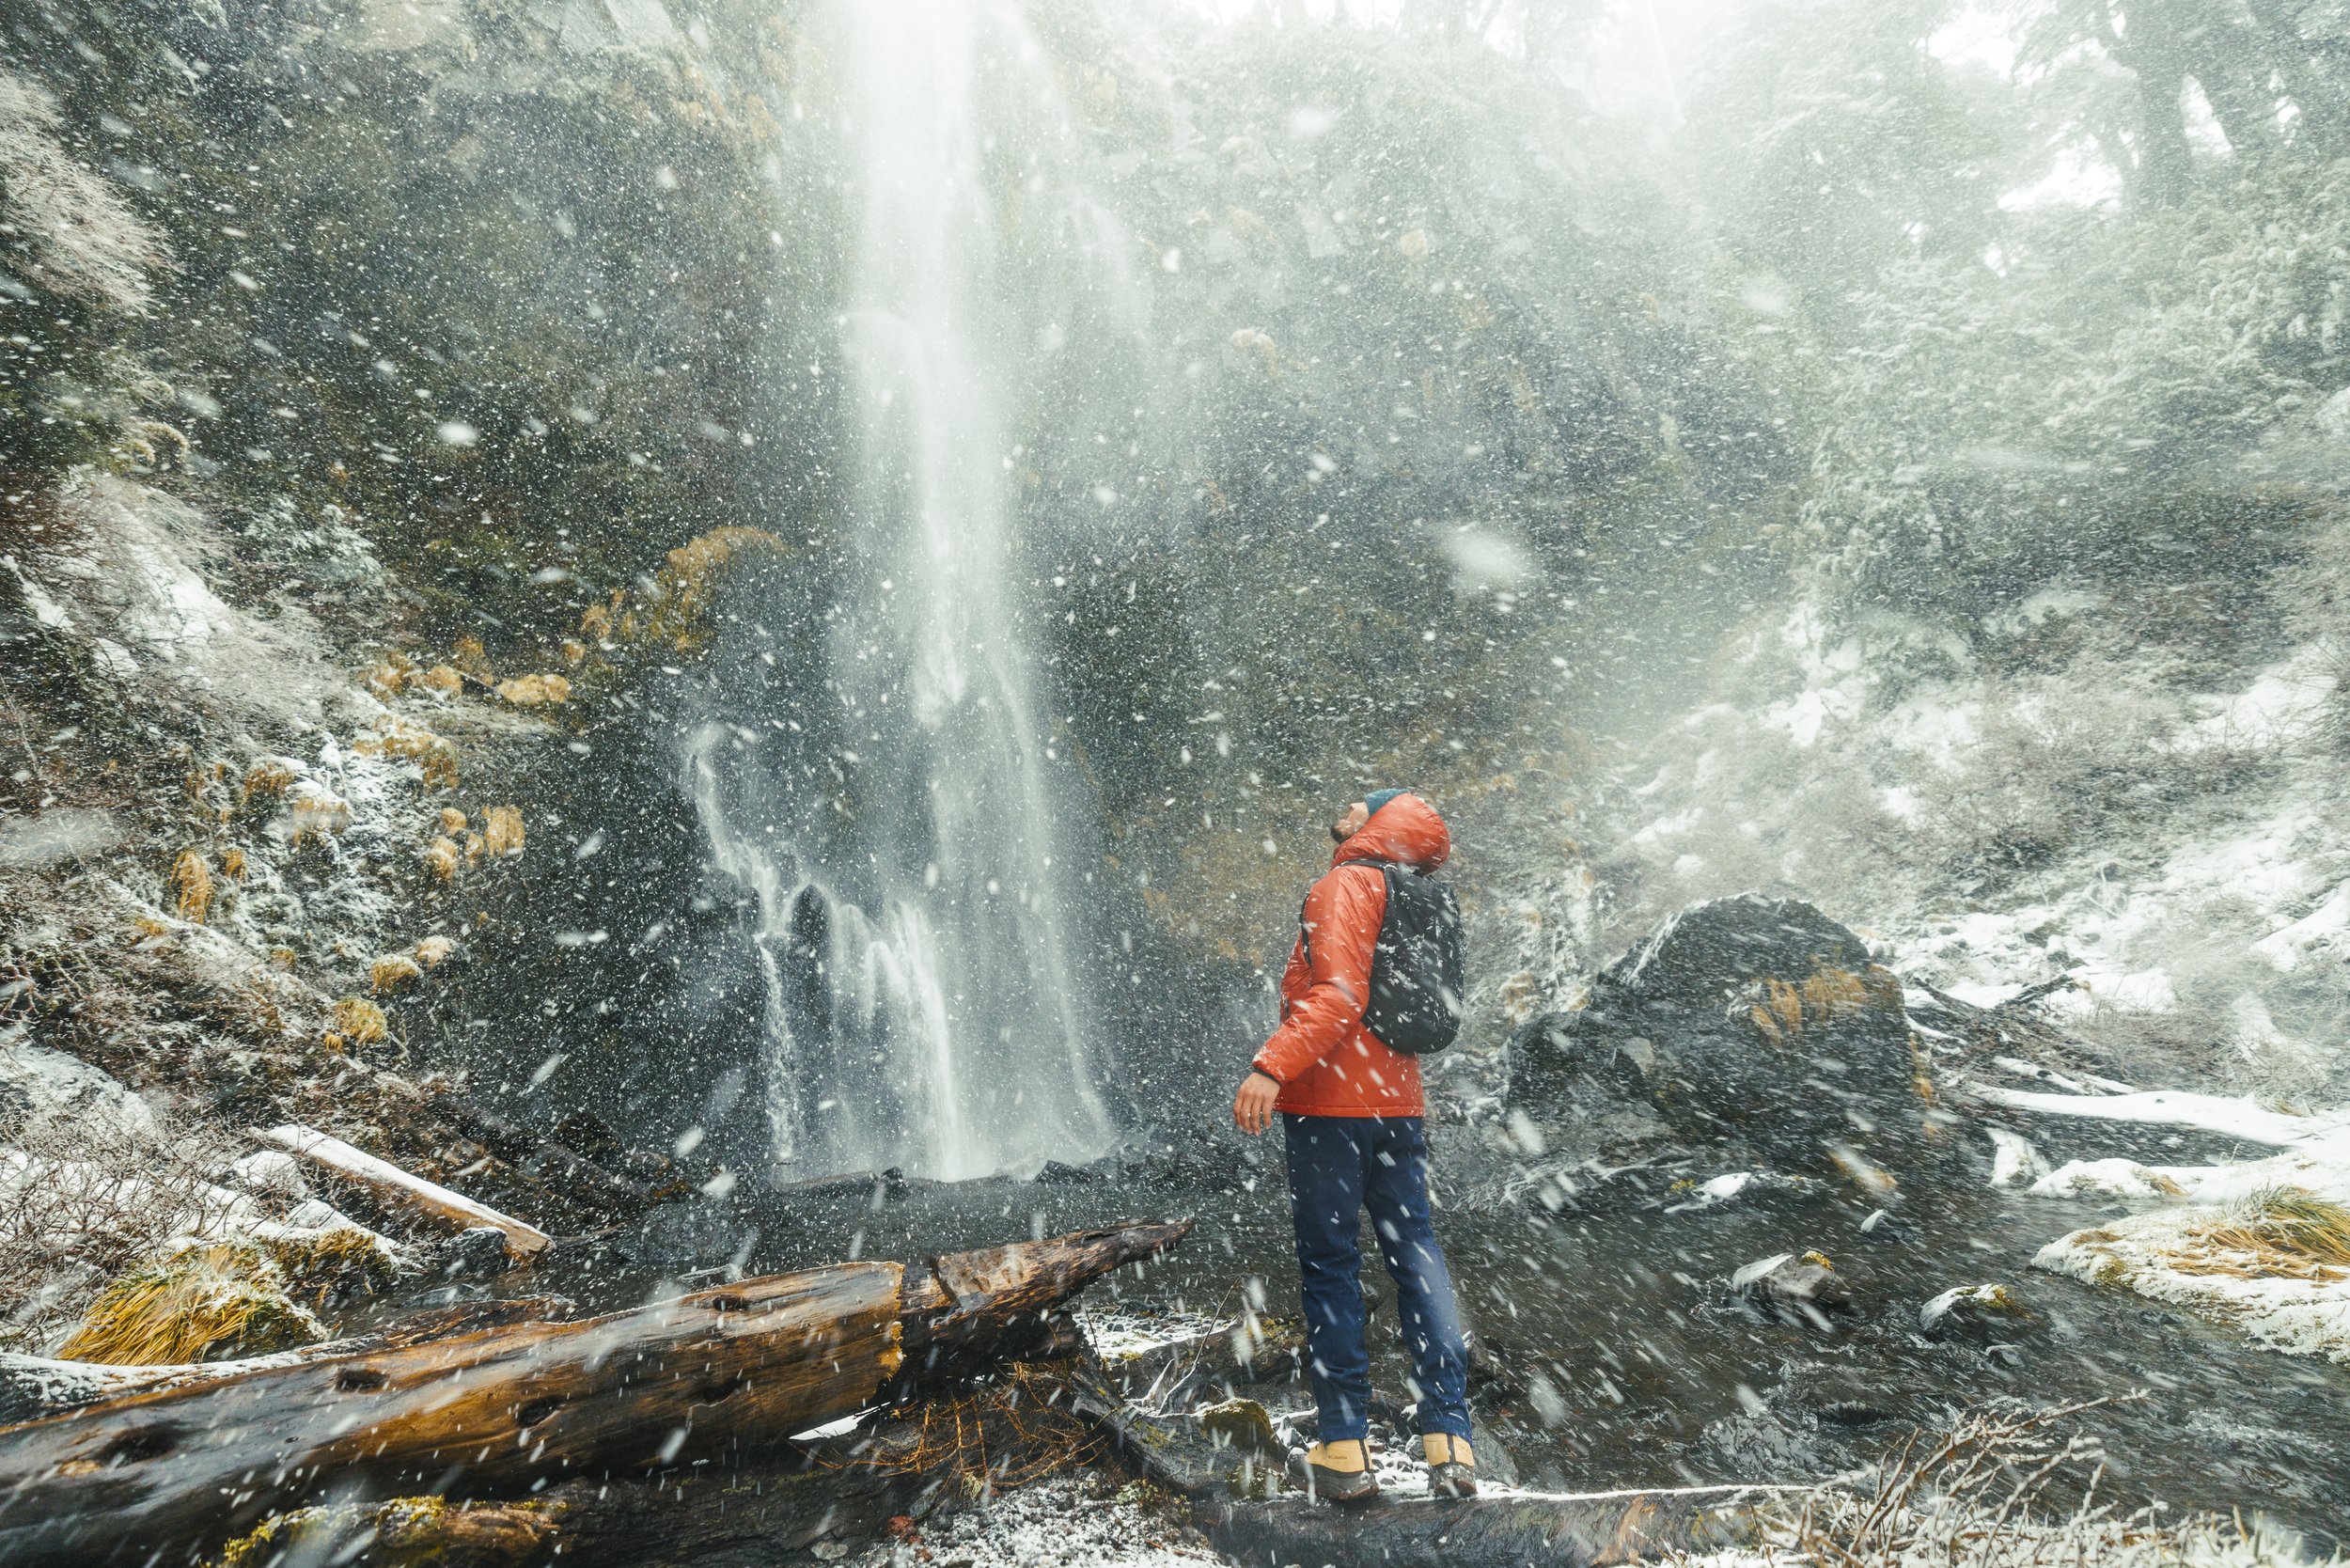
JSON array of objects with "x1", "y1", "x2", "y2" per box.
[
  {"x1": 1197, "y1": 1398, "x2": 1284, "y2": 1460},
  {"x1": 261, "y1": 1227, "x2": 401, "y2": 1311}
]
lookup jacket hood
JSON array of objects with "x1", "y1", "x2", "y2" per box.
[{"x1": 1332, "y1": 792, "x2": 1449, "y2": 872}]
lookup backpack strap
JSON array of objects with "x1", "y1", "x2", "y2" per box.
[{"x1": 1300, "y1": 859, "x2": 1400, "y2": 968}]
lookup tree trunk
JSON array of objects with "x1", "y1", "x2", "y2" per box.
[
  {"x1": 0, "y1": 1220, "x2": 1189, "y2": 1565},
  {"x1": 1206, "y1": 1486, "x2": 1781, "y2": 1568},
  {"x1": 2118, "y1": 0, "x2": 2196, "y2": 207},
  {"x1": 0, "y1": 1296, "x2": 573, "y2": 1423}
]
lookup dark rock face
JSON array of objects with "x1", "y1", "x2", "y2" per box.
[{"x1": 1504, "y1": 895, "x2": 1926, "y2": 1165}]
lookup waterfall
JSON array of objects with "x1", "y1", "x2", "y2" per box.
[{"x1": 688, "y1": 0, "x2": 1114, "y2": 1181}]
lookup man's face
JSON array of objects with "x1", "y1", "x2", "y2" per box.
[{"x1": 1328, "y1": 801, "x2": 1370, "y2": 843}]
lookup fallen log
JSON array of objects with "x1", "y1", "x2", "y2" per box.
[
  {"x1": 1207, "y1": 1485, "x2": 1789, "y2": 1568},
  {"x1": 0, "y1": 1218, "x2": 1191, "y2": 1564},
  {"x1": 0, "y1": 1296, "x2": 572, "y2": 1423},
  {"x1": 257, "y1": 1122, "x2": 555, "y2": 1258}
]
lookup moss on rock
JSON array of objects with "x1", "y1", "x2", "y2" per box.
[{"x1": 214, "y1": 1497, "x2": 557, "y2": 1568}]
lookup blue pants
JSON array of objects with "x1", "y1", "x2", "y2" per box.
[{"x1": 1282, "y1": 1113, "x2": 1471, "y2": 1444}]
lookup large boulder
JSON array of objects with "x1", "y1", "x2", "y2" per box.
[{"x1": 1503, "y1": 895, "x2": 1929, "y2": 1165}]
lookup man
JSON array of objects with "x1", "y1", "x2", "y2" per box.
[{"x1": 1232, "y1": 789, "x2": 1477, "y2": 1503}]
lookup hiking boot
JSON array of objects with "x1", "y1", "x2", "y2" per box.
[
  {"x1": 1422, "y1": 1433, "x2": 1479, "y2": 1499},
  {"x1": 1294, "y1": 1439, "x2": 1380, "y2": 1506}
]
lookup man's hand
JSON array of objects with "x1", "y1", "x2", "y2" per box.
[{"x1": 1233, "y1": 1070, "x2": 1281, "y2": 1137}]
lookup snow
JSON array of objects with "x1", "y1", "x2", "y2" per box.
[
  {"x1": 0, "y1": 807, "x2": 122, "y2": 870},
  {"x1": 1984, "y1": 1126, "x2": 2047, "y2": 1187},
  {"x1": 1998, "y1": 1075, "x2": 2350, "y2": 1359},
  {"x1": 2174, "y1": 651, "x2": 2334, "y2": 755},
  {"x1": 1730, "y1": 1252, "x2": 1794, "y2": 1290},
  {"x1": 2030, "y1": 1142, "x2": 2350, "y2": 1207},
  {"x1": 1976, "y1": 1087, "x2": 2348, "y2": 1150},
  {"x1": 2227, "y1": 993, "x2": 2326, "y2": 1091},
  {"x1": 2034, "y1": 1210, "x2": 2350, "y2": 1363},
  {"x1": 834, "y1": 1476, "x2": 1220, "y2": 1568},
  {"x1": 2251, "y1": 878, "x2": 2350, "y2": 973},
  {"x1": 1075, "y1": 1307, "x2": 1236, "y2": 1365},
  {"x1": 1918, "y1": 1283, "x2": 2013, "y2": 1333},
  {"x1": 1672, "y1": 1171, "x2": 1757, "y2": 1211},
  {"x1": 0, "y1": 1036, "x2": 156, "y2": 1136}
]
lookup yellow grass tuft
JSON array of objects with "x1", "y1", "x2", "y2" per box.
[
  {"x1": 481, "y1": 805, "x2": 525, "y2": 857},
  {"x1": 561, "y1": 638, "x2": 588, "y2": 666},
  {"x1": 494, "y1": 672, "x2": 572, "y2": 705},
  {"x1": 170, "y1": 850, "x2": 214, "y2": 923},
  {"x1": 623, "y1": 525, "x2": 792, "y2": 652},
  {"x1": 58, "y1": 1243, "x2": 325, "y2": 1365},
  {"x1": 414, "y1": 934, "x2": 457, "y2": 969},
  {"x1": 419, "y1": 664, "x2": 466, "y2": 694},
  {"x1": 438, "y1": 807, "x2": 469, "y2": 834},
  {"x1": 369, "y1": 954, "x2": 422, "y2": 996},
  {"x1": 580, "y1": 599, "x2": 615, "y2": 640},
  {"x1": 361, "y1": 654, "x2": 413, "y2": 700},
  {"x1": 284, "y1": 783, "x2": 352, "y2": 846},
  {"x1": 423, "y1": 836, "x2": 463, "y2": 882},
  {"x1": 2173, "y1": 1187, "x2": 2350, "y2": 1282},
  {"x1": 220, "y1": 846, "x2": 247, "y2": 883},
  {"x1": 451, "y1": 635, "x2": 491, "y2": 674},
  {"x1": 269, "y1": 946, "x2": 298, "y2": 970},
  {"x1": 241, "y1": 760, "x2": 295, "y2": 804},
  {"x1": 1749, "y1": 964, "x2": 1887, "y2": 1046},
  {"x1": 333, "y1": 996, "x2": 387, "y2": 1045},
  {"x1": 359, "y1": 717, "x2": 460, "y2": 790}
]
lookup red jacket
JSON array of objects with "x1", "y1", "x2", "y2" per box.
[{"x1": 1251, "y1": 793, "x2": 1450, "y2": 1119}]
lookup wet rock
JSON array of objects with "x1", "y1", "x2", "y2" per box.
[
  {"x1": 1497, "y1": 1012, "x2": 1652, "y2": 1122},
  {"x1": 1073, "y1": 1382, "x2": 1288, "y2": 1501},
  {"x1": 430, "y1": 1226, "x2": 514, "y2": 1279},
  {"x1": 551, "y1": 1108, "x2": 627, "y2": 1166},
  {"x1": 1918, "y1": 1283, "x2": 2033, "y2": 1341},
  {"x1": 1731, "y1": 1250, "x2": 1852, "y2": 1312},
  {"x1": 1033, "y1": 1159, "x2": 1104, "y2": 1185},
  {"x1": 1857, "y1": 1207, "x2": 1918, "y2": 1244},
  {"x1": 1662, "y1": 1169, "x2": 1824, "y2": 1215},
  {"x1": 1700, "y1": 1356, "x2": 1947, "y2": 1476},
  {"x1": 617, "y1": 1199, "x2": 753, "y2": 1270},
  {"x1": 1506, "y1": 896, "x2": 1927, "y2": 1165},
  {"x1": 1113, "y1": 1128, "x2": 1269, "y2": 1193}
]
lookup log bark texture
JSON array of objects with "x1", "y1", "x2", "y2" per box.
[
  {"x1": 0, "y1": 1297, "x2": 573, "y2": 1423},
  {"x1": 0, "y1": 1219, "x2": 1190, "y2": 1565},
  {"x1": 0, "y1": 1264, "x2": 903, "y2": 1564},
  {"x1": 1207, "y1": 1485, "x2": 1779, "y2": 1568}
]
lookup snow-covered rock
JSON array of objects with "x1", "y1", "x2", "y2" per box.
[{"x1": 0, "y1": 1036, "x2": 154, "y2": 1137}]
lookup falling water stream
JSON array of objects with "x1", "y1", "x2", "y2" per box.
[{"x1": 688, "y1": 0, "x2": 1112, "y2": 1181}]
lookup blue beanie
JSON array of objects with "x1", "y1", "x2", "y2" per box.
[{"x1": 1361, "y1": 789, "x2": 1407, "y2": 823}]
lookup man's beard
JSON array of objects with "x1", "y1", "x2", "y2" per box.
[{"x1": 1329, "y1": 819, "x2": 1352, "y2": 843}]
